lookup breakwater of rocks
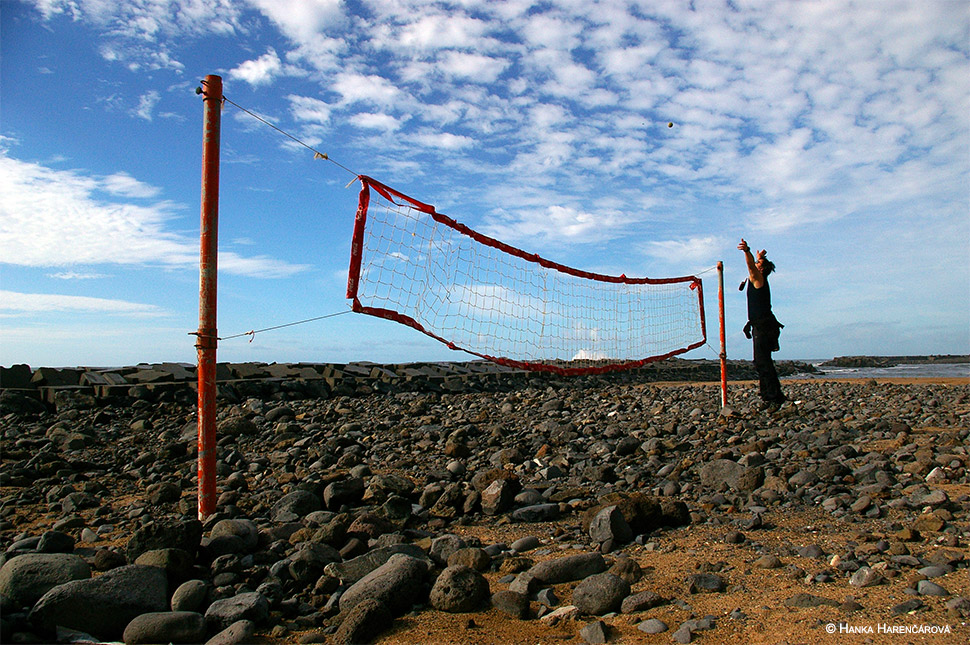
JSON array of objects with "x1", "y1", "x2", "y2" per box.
[
  {"x1": 1, "y1": 358, "x2": 818, "y2": 410},
  {"x1": 1, "y1": 366, "x2": 967, "y2": 644}
]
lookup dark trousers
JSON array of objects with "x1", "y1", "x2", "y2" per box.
[{"x1": 752, "y1": 324, "x2": 785, "y2": 403}]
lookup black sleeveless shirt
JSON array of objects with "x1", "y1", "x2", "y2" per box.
[{"x1": 746, "y1": 279, "x2": 772, "y2": 321}]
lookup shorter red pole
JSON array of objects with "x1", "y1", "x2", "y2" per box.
[
  {"x1": 196, "y1": 75, "x2": 222, "y2": 520},
  {"x1": 717, "y1": 261, "x2": 727, "y2": 407}
]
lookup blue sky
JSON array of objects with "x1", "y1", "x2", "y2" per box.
[{"x1": 1, "y1": 0, "x2": 968, "y2": 369}]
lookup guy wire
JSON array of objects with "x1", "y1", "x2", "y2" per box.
[
  {"x1": 220, "y1": 95, "x2": 359, "y2": 178},
  {"x1": 192, "y1": 309, "x2": 355, "y2": 343}
]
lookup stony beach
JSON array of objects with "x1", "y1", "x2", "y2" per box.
[{"x1": 1, "y1": 363, "x2": 968, "y2": 644}]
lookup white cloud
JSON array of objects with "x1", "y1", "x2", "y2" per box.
[
  {"x1": 350, "y1": 112, "x2": 403, "y2": 132},
  {"x1": 544, "y1": 60, "x2": 599, "y2": 98},
  {"x1": 509, "y1": 132, "x2": 576, "y2": 175},
  {"x1": 38, "y1": 0, "x2": 243, "y2": 37},
  {"x1": 747, "y1": 205, "x2": 840, "y2": 234},
  {"x1": 247, "y1": 0, "x2": 344, "y2": 42},
  {"x1": 229, "y1": 49, "x2": 284, "y2": 86},
  {"x1": 529, "y1": 104, "x2": 569, "y2": 130},
  {"x1": 27, "y1": 0, "x2": 75, "y2": 20},
  {"x1": 518, "y1": 13, "x2": 583, "y2": 50},
  {"x1": 0, "y1": 290, "x2": 165, "y2": 317},
  {"x1": 144, "y1": 49, "x2": 184, "y2": 72},
  {"x1": 333, "y1": 72, "x2": 402, "y2": 108},
  {"x1": 101, "y1": 172, "x2": 161, "y2": 198},
  {"x1": 26, "y1": 0, "x2": 245, "y2": 70},
  {"x1": 287, "y1": 94, "x2": 332, "y2": 124},
  {"x1": 481, "y1": 203, "x2": 627, "y2": 248},
  {"x1": 409, "y1": 131, "x2": 473, "y2": 151},
  {"x1": 439, "y1": 52, "x2": 509, "y2": 83},
  {"x1": 218, "y1": 252, "x2": 311, "y2": 278},
  {"x1": 644, "y1": 236, "x2": 723, "y2": 264},
  {"x1": 0, "y1": 153, "x2": 309, "y2": 278},
  {"x1": 48, "y1": 271, "x2": 109, "y2": 280},
  {"x1": 599, "y1": 43, "x2": 664, "y2": 78},
  {"x1": 390, "y1": 13, "x2": 490, "y2": 51}
]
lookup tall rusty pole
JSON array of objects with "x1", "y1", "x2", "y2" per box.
[
  {"x1": 196, "y1": 75, "x2": 222, "y2": 520},
  {"x1": 717, "y1": 261, "x2": 727, "y2": 407}
]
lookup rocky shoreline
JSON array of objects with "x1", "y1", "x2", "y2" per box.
[
  {"x1": 1, "y1": 368, "x2": 968, "y2": 644},
  {"x1": 820, "y1": 355, "x2": 970, "y2": 369}
]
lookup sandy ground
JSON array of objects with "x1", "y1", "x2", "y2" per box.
[
  {"x1": 351, "y1": 377, "x2": 970, "y2": 645},
  {"x1": 370, "y1": 506, "x2": 968, "y2": 645}
]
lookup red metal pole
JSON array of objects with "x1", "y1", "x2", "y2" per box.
[
  {"x1": 717, "y1": 261, "x2": 727, "y2": 407},
  {"x1": 196, "y1": 75, "x2": 222, "y2": 520}
]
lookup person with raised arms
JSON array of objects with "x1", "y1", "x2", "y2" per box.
[{"x1": 738, "y1": 238, "x2": 786, "y2": 409}]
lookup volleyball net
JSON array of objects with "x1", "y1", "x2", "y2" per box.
[{"x1": 347, "y1": 176, "x2": 707, "y2": 376}]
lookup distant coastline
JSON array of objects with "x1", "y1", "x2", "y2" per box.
[{"x1": 819, "y1": 354, "x2": 970, "y2": 368}]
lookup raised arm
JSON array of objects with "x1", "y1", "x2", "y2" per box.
[{"x1": 737, "y1": 239, "x2": 765, "y2": 288}]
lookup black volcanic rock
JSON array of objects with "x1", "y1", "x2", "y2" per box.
[{"x1": 0, "y1": 366, "x2": 967, "y2": 644}]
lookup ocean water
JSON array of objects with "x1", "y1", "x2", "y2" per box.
[{"x1": 791, "y1": 361, "x2": 970, "y2": 380}]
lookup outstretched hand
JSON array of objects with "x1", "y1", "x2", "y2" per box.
[{"x1": 738, "y1": 240, "x2": 768, "y2": 262}]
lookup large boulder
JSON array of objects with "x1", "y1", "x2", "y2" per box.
[
  {"x1": 528, "y1": 553, "x2": 606, "y2": 585},
  {"x1": 332, "y1": 598, "x2": 393, "y2": 645},
  {"x1": 429, "y1": 565, "x2": 489, "y2": 613},
  {"x1": 204, "y1": 592, "x2": 270, "y2": 632},
  {"x1": 571, "y1": 573, "x2": 630, "y2": 615},
  {"x1": 581, "y1": 493, "x2": 689, "y2": 535},
  {"x1": 122, "y1": 611, "x2": 207, "y2": 644},
  {"x1": 338, "y1": 554, "x2": 429, "y2": 616},
  {"x1": 29, "y1": 565, "x2": 168, "y2": 641},
  {"x1": 126, "y1": 519, "x2": 203, "y2": 562},
  {"x1": 272, "y1": 490, "x2": 322, "y2": 522},
  {"x1": 0, "y1": 553, "x2": 91, "y2": 609}
]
